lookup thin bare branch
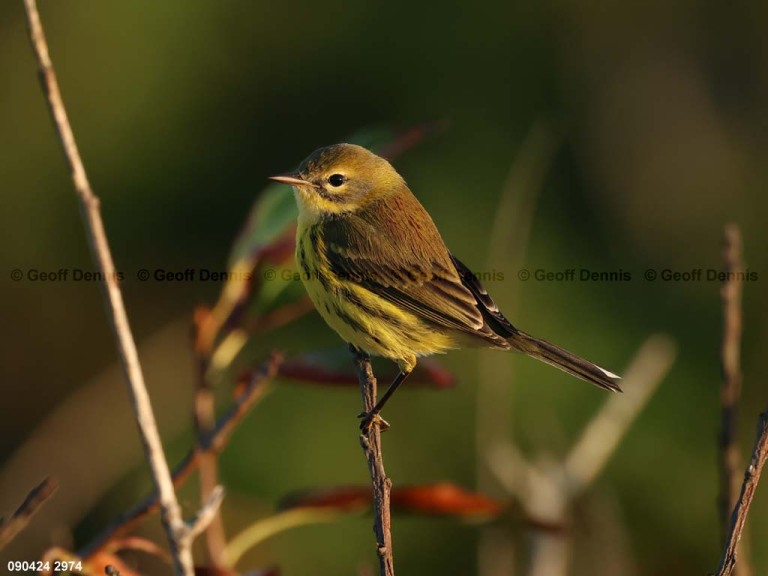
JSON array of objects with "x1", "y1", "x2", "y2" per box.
[
  {"x1": 0, "y1": 477, "x2": 58, "y2": 549},
  {"x1": 79, "y1": 352, "x2": 282, "y2": 559},
  {"x1": 486, "y1": 335, "x2": 674, "y2": 576},
  {"x1": 718, "y1": 225, "x2": 750, "y2": 576},
  {"x1": 188, "y1": 486, "x2": 226, "y2": 541},
  {"x1": 715, "y1": 410, "x2": 768, "y2": 576},
  {"x1": 485, "y1": 440, "x2": 535, "y2": 501},
  {"x1": 490, "y1": 334, "x2": 676, "y2": 503},
  {"x1": 22, "y1": 1, "x2": 193, "y2": 572},
  {"x1": 351, "y1": 347, "x2": 395, "y2": 576}
]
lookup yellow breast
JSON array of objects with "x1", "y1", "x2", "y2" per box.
[{"x1": 295, "y1": 221, "x2": 458, "y2": 371}]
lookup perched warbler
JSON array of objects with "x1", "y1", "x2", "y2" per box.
[{"x1": 270, "y1": 143, "x2": 620, "y2": 429}]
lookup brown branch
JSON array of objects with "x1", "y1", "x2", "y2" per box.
[
  {"x1": 193, "y1": 383, "x2": 227, "y2": 565},
  {"x1": 22, "y1": 2, "x2": 198, "y2": 573},
  {"x1": 351, "y1": 347, "x2": 395, "y2": 576},
  {"x1": 718, "y1": 226, "x2": 747, "y2": 558},
  {"x1": 0, "y1": 477, "x2": 58, "y2": 549},
  {"x1": 715, "y1": 409, "x2": 768, "y2": 576},
  {"x1": 714, "y1": 223, "x2": 754, "y2": 576},
  {"x1": 79, "y1": 352, "x2": 283, "y2": 559}
]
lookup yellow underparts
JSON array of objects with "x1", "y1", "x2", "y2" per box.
[{"x1": 296, "y1": 224, "x2": 458, "y2": 372}]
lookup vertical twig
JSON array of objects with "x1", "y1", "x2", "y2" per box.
[
  {"x1": 715, "y1": 410, "x2": 768, "y2": 576},
  {"x1": 713, "y1": 224, "x2": 761, "y2": 576},
  {"x1": 193, "y1": 377, "x2": 228, "y2": 566},
  {"x1": 22, "y1": 2, "x2": 217, "y2": 573},
  {"x1": 718, "y1": 225, "x2": 750, "y2": 575},
  {"x1": 193, "y1": 310, "x2": 228, "y2": 567},
  {"x1": 351, "y1": 347, "x2": 395, "y2": 576}
]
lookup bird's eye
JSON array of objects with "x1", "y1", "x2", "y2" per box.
[{"x1": 328, "y1": 174, "x2": 346, "y2": 187}]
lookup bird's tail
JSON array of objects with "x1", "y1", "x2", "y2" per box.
[{"x1": 509, "y1": 331, "x2": 622, "y2": 392}]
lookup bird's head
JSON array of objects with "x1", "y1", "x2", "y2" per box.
[{"x1": 270, "y1": 143, "x2": 405, "y2": 221}]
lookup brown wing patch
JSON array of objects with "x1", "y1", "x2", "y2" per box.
[{"x1": 321, "y1": 190, "x2": 486, "y2": 335}]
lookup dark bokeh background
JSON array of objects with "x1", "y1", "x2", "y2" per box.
[{"x1": 1, "y1": 1, "x2": 767, "y2": 574}]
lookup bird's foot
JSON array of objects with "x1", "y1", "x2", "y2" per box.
[{"x1": 358, "y1": 410, "x2": 390, "y2": 432}]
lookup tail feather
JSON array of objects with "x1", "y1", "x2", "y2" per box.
[{"x1": 510, "y1": 331, "x2": 622, "y2": 392}]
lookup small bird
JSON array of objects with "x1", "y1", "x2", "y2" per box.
[{"x1": 270, "y1": 144, "x2": 620, "y2": 429}]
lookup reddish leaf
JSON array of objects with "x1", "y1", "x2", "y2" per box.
[
  {"x1": 279, "y1": 483, "x2": 504, "y2": 520},
  {"x1": 278, "y1": 359, "x2": 358, "y2": 386},
  {"x1": 256, "y1": 226, "x2": 296, "y2": 266},
  {"x1": 413, "y1": 359, "x2": 456, "y2": 389},
  {"x1": 278, "y1": 486, "x2": 371, "y2": 513},
  {"x1": 278, "y1": 349, "x2": 455, "y2": 389},
  {"x1": 391, "y1": 483, "x2": 505, "y2": 518}
]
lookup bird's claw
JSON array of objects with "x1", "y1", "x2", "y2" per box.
[{"x1": 358, "y1": 411, "x2": 390, "y2": 432}]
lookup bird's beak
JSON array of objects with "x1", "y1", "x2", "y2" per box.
[{"x1": 269, "y1": 174, "x2": 312, "y2": 187}]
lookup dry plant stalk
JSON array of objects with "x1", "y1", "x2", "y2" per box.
[
  {"x1": 714, "y1": 224, "x2": 764, "y2": 576},
  {"x1": 22, "y1": 2, "x2": 221, "y2": 572},
  {"x1": 193, "y1": 310, "x2": 228, "y2": 567},
  {"x1": 352, "y1": 347, "x2": 396, "y2": 576},
  {"x1": 485, "y1": 334, "x2": 676, "y2": 576},
  {"x1": 718, "y1": 225, "x2": 751, "y2": 576}
]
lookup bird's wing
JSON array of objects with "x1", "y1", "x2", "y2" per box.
[
  {"x1": 449, "y1": 254, "x2": 519, "y2": 337},
  {"x1": 319, "y1": 193, "x2": 486, "y2": 334}
]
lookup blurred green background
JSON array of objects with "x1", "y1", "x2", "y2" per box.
[{"x1": 1, "y1": 1, "x2": 767, "y2": 574}]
